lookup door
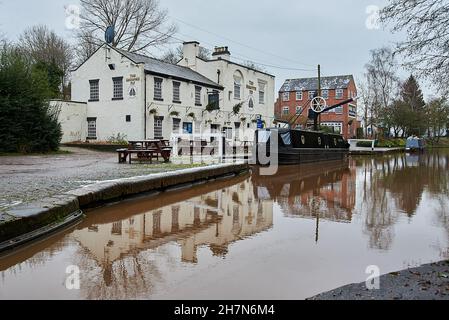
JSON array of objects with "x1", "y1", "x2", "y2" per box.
[{"x1": 183, "y1": 122, "x2": 193, "y2": 134}]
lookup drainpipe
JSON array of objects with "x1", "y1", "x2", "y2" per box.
[{"x1": 144, "y1": 72, "x2": 147, "y2": 139}]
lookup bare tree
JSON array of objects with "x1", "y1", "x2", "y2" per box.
[
  {"x1": 19, "y1": 25, "x2": 73, "y2": 94},
  {"x1": 160, "y1": 45, "x2": 211, "y2": 64},
  {"x1": 242, "y1": 60, "x2": 266, "y2": 72},
  {"x1": 358, "y1": 78, "x2": 381, "y2": 137},
  {"x1": 77, "y1": 0, "x2": 177, "y2": 55},
  {"x1": 75, "y1": 29, "x2": 103, "y2": 65},
  {"x1": 364, "y1": 47, "x2": 400, "y2": 136},
  {"x1": 381, "y1": 0, "x2": 449, "y2": 94}
]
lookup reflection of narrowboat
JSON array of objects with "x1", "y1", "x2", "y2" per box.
[
  {"x1": 406, "y1": 136, "x2": 425, "y2": 153},
  {"x1": 254, "y1": 128, "x2": 350, "y2": 165}
]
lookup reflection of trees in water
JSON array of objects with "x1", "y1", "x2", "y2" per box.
[
  {"x1": 361, "y1": 157, "x2": 398, "y2": 250},
  {"x1": 360, "y1": 150, "x2": 449, "y2": 250},
  {"x1": 433, "y1": 196, "x2": 449, "y2": 258}
]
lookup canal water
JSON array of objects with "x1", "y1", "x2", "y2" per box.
[{"x1": 1, "y1": 150, "x2": 449, "y2": 300}]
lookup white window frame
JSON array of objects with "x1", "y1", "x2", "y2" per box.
[
  {"x1": 87, "y1": 119, "x2": 97, "y2": 139},
  {"x1": 296, "y1": 106, "x2": 303, "y2": 115},
  {"x1": 308, "y1": 91, "x2": 316, "y2": 100},
  {"x1": 296, "y1": 91, "x2": 303, "y2": 101},
  {"x1": 321, "y1": 122, "x2": 343, "y2": 134},
  {"x1": 282, "y1": 106, "x2": 290, "y2": 116},
  {"x1": 258, "y1": 82, "x2": 266, "y2": 104},
  {"x1": 112, "y1": 77, "x2": 123, "y2": 99},
  {"x1": 282, "y1": 92, "x2": 290, "y2": 102},
  {"x1": 322, "y1": 90, "x2": 329, "y2": 99},
  {"x1": 336, "y1": 89, "x2": 344, "y2": 99},
  {"x1": 173, "y1": 81, "x2": 181, "y2": 102},
  {"x1": 154, "y1": 117, "x2": 163, "y2": 139},
  {"x1": 335, "y1": 106, "x2": 344, "y2": 114},
  {"x1": 195, "y1": 86, "x2": 202, "y2": 105},
  {"x1": 89, "y1": 80, "x2": 99, "y2": 101},
  {"x1": 234, "y1": 77, "x2": 242, "y2": 100},
  {"x1": 154, "y1": 78, "x2": 163, "y2": 100}
]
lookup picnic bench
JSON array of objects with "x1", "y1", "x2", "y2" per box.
[{"x1": 117, "y1": 139, "x2": 172, "y2": 164}]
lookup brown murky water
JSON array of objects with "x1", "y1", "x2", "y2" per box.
[{"x1": 1, "y1": 150, "x2": 449, "y2": 300}]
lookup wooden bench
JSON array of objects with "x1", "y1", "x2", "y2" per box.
[
  {"x1": 127, "y1": 149, "x2": 159, "y2": 164},
  {"x1": 117, "y1": 149, "x2": 129, "y2": 164}
]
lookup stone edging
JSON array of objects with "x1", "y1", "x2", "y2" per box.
[{"x1": 0, "y1": 163, "x2": 249, "y2": 245}]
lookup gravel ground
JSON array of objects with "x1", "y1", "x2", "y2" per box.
[
  {"x1": 0, "y1": 147, "x2": 207, "y2": 214},
  {"x1": 309, "y1": 260, "x2": 449, "y2": 300}
]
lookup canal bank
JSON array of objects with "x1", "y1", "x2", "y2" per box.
[
  {"x1": 309, "y1": 260, "x2": 449, "y2": 300},
  {"x1": 0, "y1": 162, "x2": 249, "y2": 251}
]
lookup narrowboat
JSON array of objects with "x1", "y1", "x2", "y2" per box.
[
  {"x1": 406, "y1": 136, "x2": 425, "y2": 153},
  {"x1": 254, "y1": 128, "x2": 350, "y2": 165}
]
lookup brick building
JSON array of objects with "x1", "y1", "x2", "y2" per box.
[{"x1": 275, "y1": 75, "x2": 359, "y2": 139}]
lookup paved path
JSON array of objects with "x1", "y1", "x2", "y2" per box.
[
  {"x1": 0, "y1": 147, "x2": 202, "y2": 214},
  {"x1": 309, "y1": 261, "x2": 449, "y2": 300},
  {"x1": 350, "y1": 147, "x2": 403, "y2": 154}
]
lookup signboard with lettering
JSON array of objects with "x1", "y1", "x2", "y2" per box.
[{"x1": 126, "y1": 74, "x2": 141, "y2": 82}]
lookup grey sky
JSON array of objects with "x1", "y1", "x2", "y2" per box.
[{"x1": 0, "y1": 0, "x2": 420, "y2": 94}]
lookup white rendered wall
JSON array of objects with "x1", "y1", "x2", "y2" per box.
[
  {"x1": 51, "y1": 100, "x2": 87, "y2": 143},
  {"x1": 71, "y1": 46, "x2": 146, "y2": 141}
]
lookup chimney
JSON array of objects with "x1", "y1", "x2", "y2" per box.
[
  {"x1": 212, "y1": 46, "x2": 231, "y2": 61},
  {"x1": 182, "y1": 41, "x2": 200, "y2": 70}
]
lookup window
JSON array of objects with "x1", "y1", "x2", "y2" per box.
[
  {"x1": 349, "y1": 104, "x2": 357, "y2": 117},
  {"x1": 335, "y1": 106, "x2": 344, "y2": 114},
  {"x1": 336, "y1": 89, "x2": 344, "y2": 99},
  {"x1": 154, "y1": 78, "x2": 163, "y2": 100},
  {"x1": 112, "y1": 77, "x2": 123, "y2": 100},
  {"x1": 223, "y1": 127, "x2": 233, "y2": 140},
  {"x1": 87, "y1": 118, "x2": 97, "y2": 139},
  {"x1": 234, "y1": 76, "x2": 242, "y2": 100},
  {"x1": 322, "y1": 90, "x2": 329, "y2": 99},
  {"x1": 296, "y1": 106, "x2": 303, "y2": 115},
  {"x1": 258, "y1": 82, "x2": 266, "y2": 104},
  {"x1": 89, "y1": 80, "x2": 99, "y2": 101},
  {"x1": 296, "y1": 91, "x2": 303, "y2": 101},
  {"x1": 154, "y1": 116, "x2": 163, "y2": 139},
  {"x1": 195, "y1": 86, "x2": 202, "y2": 106},
  {"x1": 126, "y1": 115, "x2": 131, "y2": 122},
  {"x1": 172, "y1": 118, "x2": 181, "y2": 133},
  {"x1": 280, "y1": 132, "x2": 292, "y2": 145},
  {"x1": 308, "y1": 91, "x2": 316, "y2": 100},
  {"x1": 282, "y1": 92, "x2": 290, "y2": 101},
  {"x1": 322, "y1": 122, "x2": 343, "y2": 134},
  {"x1": 282, "y1": 106, "x2": 290, "y2": 115},
  {"x1": 173, "y1": 81, "x2": 181, "y2": 102},
  {"x1": 208, "y1": 90, "x2": 219, "y2": 110}
]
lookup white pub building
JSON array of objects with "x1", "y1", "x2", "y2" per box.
[{"x1": 54, "y1": 42, "x2": 275, "y2": 144}]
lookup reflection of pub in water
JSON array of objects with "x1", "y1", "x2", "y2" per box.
[
  {"x1": 253, "y1": 160, "x2": 356, "y2": 223},
  {"x1": 72, "y1": 178, "x2": 274, "y2": 269}
]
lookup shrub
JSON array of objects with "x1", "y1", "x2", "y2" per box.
[
  {"x1": 107, "y1": 133, "x2": 128, "y2": 145},
  {"x1": 0, "y1": 46, "x2": 62, "y2": 153}
]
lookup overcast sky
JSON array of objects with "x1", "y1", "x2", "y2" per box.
[{"x1": 0, "y1": 0, "x2": 421, "y2": 94}]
